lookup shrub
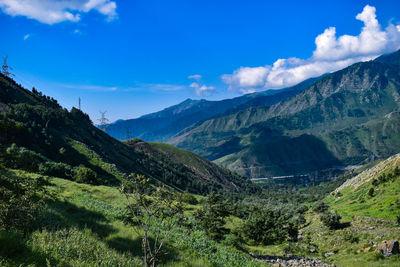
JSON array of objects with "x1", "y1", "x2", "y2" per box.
[
  {"x1": 320, "y1": 211, "x2": 342, "y2": 230},
  {"x1": 73, "y1": 166, "x2": 99, "y2": 184},
  {"x1": 4, "y1": 144, "x2": 43, "y2": 171},
  {"x1": 313, "y1": 201, "x2": 329, "y2": 213},
  {"x1": 394, "y1": 167, "x2": 400, "y2": 177},
  {"x1": 181, "y1": 192, "x2": 198, "y2": 205},
  {"x1": 195, "y1": 193, "x2": 231, "y2": 241},
  {"x1": 239, "y1": 207, "x2": 291, "y2": 245},
  {"x1": 368, "y1": 188, "x2": 374, "y2": 197},
  {"x1": 39, "y1": 161, "x2": 73, "y2": 179},
  {"x1": 0, "y1": 171, "x2": 46, "y2": 235},
  {"x1": 343, "y1": 231, "x2": 359, "y2": 243}
]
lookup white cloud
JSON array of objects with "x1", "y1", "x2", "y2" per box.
[
  {"x1": 188, "y1": 74, "x2": 202, "y2": 80},
  {"x1": 23, "y1": 33, "x2": 30, "y2": 40},
  {"x1": 189, "y1": 82, "x2": 215, "y2": 96},
  {"x1": 222, "y1": 5, "x2": 400, "y2": 92},
  {"x1": 0, "y1": 0, "x2": 117, "y2": 25}
]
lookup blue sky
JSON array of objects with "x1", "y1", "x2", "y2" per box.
[{"x1": 1, "y1": 0, "x2": 400, "y2": 122}]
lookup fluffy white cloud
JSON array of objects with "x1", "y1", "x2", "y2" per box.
[
  {"x1": 23, "y1": 33, "x2": 30, "y2": 40},
  {"x1": 189, "y1": 82, "x2": 215, "y2": 96},
  {"x1": 187, "y1": 75, "x2": 215, "y2": 95},
  {"x1": 0, "y1": 0, "x2": 117, "y2": 24},
  {"x1": 222, "y1": 5, "x2": 400, "y2": 92},
  {"x1": 188, "y1": 74, "x2": 202, "y2": 80}
]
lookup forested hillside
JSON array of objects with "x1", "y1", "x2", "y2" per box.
[{"x1": 0, "y1": 73, "x2": 253, "y2": 194}]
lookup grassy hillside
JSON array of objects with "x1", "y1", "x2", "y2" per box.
[
  {"x1": 245, "y1": 154, "x2": 400, "y2": 267},
  {"x1": 327, "y1": 153, "x2": 400, "y2": 220},
  {"x1": 0, "y1": 168, "x2": 265, "y2": 267},
  {"x1": 0, "y1": 73, "x2": 252, "y2": 194},
  {"x1": 125, "y1": 139, "x2": 258, "y2": 194}
]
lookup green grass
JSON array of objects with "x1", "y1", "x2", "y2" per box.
[
  {"x1": 151, "y1": 142, "x2": 209, "y2": 173},
  {"x1": 243, "y1": 156, "x2": 400, "y2": 267},
  {"x1": 70, "y1": 140, "x2": 126, "y2": 181},
  {"x1": 0, "y1": 169, "x2": 265, "y2": 267}
]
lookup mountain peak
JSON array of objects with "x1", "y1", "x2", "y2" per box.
[{"x1": 374, "y1": 49, "x2": 400, "y2": 66}]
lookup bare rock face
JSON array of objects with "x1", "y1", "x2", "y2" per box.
[{"x1": 378, "y1": 240, "x2": 399, "y2": 257}]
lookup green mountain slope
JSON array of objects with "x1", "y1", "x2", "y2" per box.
[
  {"x1": 0, "y1": 74, "x2": 253, "y2": 194},
  {"x1": 105, "y1": 77, "x2": 320, "y2": 141},
  {"x1": 328, "y1": 152, "x2": 400, "y2": 220},
  {"x1": 171, "y1": 50, "x2": 400, "y2": 177}
]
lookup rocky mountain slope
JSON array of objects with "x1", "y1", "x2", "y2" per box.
[
  {"x1": 105, "y1": 77, "x2": 319, "y2": 141},
  {"x1": 171, "y1": 50, "x2": 400, "y2": 177}
]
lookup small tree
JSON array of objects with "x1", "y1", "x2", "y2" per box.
[
  {"x1": 368, "y1": 187, "x2": 374, "y2": 197},
  {"x1": 195, "y1": 193, "x2": 231, "y2": 240},
  {"x1": 121, "y1": 173, "x2": 184, "y2": 267},
  {"x1": 0, "y1": 171, "x2": 46, "y2": 236},
  {"x1": 73, "y1": 165, "x2": 99, "y2": 184},
  {"x1": 321, "y1": 210, "x2": 342, "y2": 230},
  {"x1": 313, "y1": 201, "x2": 329, "y2": 213}
]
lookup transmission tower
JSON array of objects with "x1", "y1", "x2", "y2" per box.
[
  {"x1": 98, "y1": 111, "x2": 109, "y2": 132},
  {"x1": 78, "y1": 97, "x2": 81, "y2": 110},
  {"x1": 1, "y1": 55, "x2": 14, "y2": 77},
  {"x1": 125, "y1": 126, "x2": 132, "y2": 140}
]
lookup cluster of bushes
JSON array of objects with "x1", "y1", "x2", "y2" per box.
[
  {"x1": 313, "y1": 201, "x2": 343, "y2": 230},
  {"x1": 320, "y1": 211, "x2": 342, "y2": 230},
  {"x1": 195, "y1": 193, "x2": 307, "y2": 246},
  {"x1": 0, "y1": 169, "x2": 46, "y2": 235},
  {"x1": 2, "y1": 144, "x2": 45, "y2": 172},
  {"x1": 372, "y1": 167, "x2": 400, "y2": 186},
  {"x1": 1, "y1": 144, "x2": 100, "y2": 185},
  {"x1": 39, "y1": 162, "x2": 99, "y2": 184}
]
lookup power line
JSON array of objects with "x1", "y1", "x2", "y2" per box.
[{"x1": 98, "y1": 110, "x2": 109, "y2": 132}]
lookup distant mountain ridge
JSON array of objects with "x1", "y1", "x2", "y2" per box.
[
  {"x1": 105, "y1": 77, "x2": 320, "y2": 141},
  {"x1": 171, "y1": 50, "x2": 400, "y2": 177}
]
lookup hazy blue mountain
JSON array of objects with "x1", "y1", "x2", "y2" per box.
[{"x1": 105, "y1": 77, "x2": 320, "y2": 141}]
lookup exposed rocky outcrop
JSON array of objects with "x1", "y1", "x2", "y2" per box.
[
  {"x1": 378, "y1": 240, "x2": 399, "y2": 257},
  {"x1": 249, "y1": 253, "x2": 336, "y2": 267},
  {"x1": 335, "y1": 153, "x2": 400, "y2": 193}
]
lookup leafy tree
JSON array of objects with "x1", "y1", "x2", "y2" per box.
[
  {"x1": 320, "y1": 210, "x2": 342, "y2": 230},
  {"x1": 195, "y1": 193, "x2": 231, "y2": 240},
  {"x1": 368, "y1": 187, "x2": 374, "y2": 197},
  {"x1": 121, "y1": 173, "x2": 184, "y2": 267},
  {"x1": 4, "y1": 144, "x2": 43, "y2": 171},
  {"x1": 180, "y1": 191, "x2": 198, "y2": 205},
  {"x1": 39, "y1": 161, "x2": 73, "y2": 179},
  {"x1": 239, "y1": 207, "x2": 290, "y2": 245},
  {"x1": 73, "y1": 165, "x2": 99, "y2": 184},
  {"x1": 313, "y1": 201, "x2": 329, "y2": 213},
  {"x1": 0, "y1": 170, "x2": 46, "y2": 235}
]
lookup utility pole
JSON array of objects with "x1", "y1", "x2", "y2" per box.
[
  {"x1": 98, "y1": 111, "x2": 109, "y2": 132},
  {"x1": 78, "y1": 97, "x2": 81, "y2": 110},
  {"x1": 1, "y1": 55, "x2": 14, "y2": 77}
]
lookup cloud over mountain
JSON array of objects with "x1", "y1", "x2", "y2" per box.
[
  {"x1": 0, "y1": 0, "x2": 117, "y2": 24},
  {"x1": 222, "y1": 5, "x2": 400, "y2": 92}
]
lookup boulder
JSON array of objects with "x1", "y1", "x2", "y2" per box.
[{"x1": 378, "y1": 240, "x2": 399, "y2": 257}]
